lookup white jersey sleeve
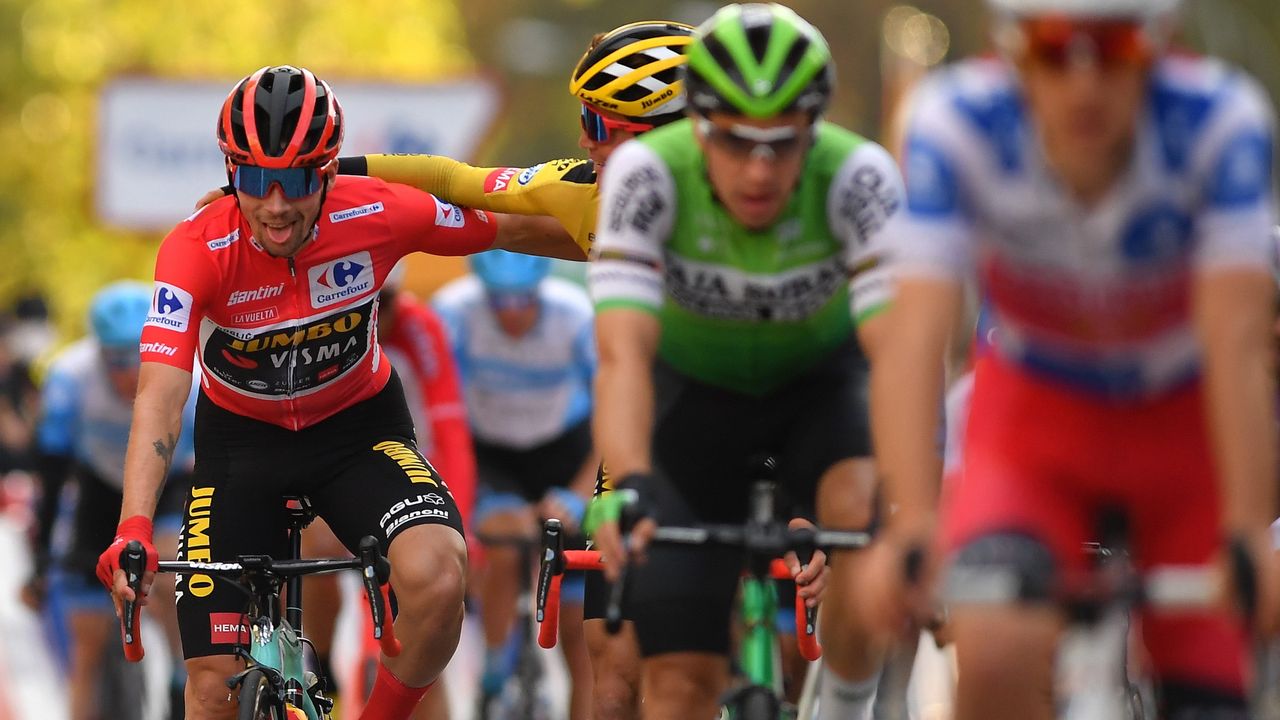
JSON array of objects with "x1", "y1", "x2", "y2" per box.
[
  {"x1": 885, "y1": 70, "x2": 984, "y2": 282},
  {"x1": 587, "y1": 140, "x2": 676, "y2": 313},
  {"x1": 827, "y1": 141, "x2": 906, "y2": 322},
  {"x1": 1189, "y1": 69, "x2": 1277, "y2": 272}
]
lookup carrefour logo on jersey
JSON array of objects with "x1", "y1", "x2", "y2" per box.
[
  {"x1": 145, "y1": 283, "x2": 193, "y2": 333},
  {"x1": 308, "y1": 251, "x2": 374, "y2": 308},
  {"x1": 435, "y1": 200, "x2": 466, "y2": 228}
]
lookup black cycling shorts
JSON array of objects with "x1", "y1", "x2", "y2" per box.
[
  {"x1": 175, "y1": 369, "x2": 463, "y2": 658},
  {"x1": 609, "y1": 340, "x2": 871, "y2": 656},
  {"x1": 60, "y1": 468, "x2": 191, "y2": 584},
  {"x1": 473, "y1": 419, "x2": 592, "y2": 504}
]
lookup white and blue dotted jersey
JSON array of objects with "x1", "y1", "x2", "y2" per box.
[
  {"x1": 433, "y1": 276, "x2": 595, "y2": 449},
  {"x1": 37, "y1": 338, "x2": 197, "y2": 489},
  {"x1": 890, "y1": 55, "x2": 1277, "y2": 397}
]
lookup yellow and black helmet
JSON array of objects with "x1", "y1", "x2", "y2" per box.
[{"x1": 569, "y1": 21, "x2": 695, "y2": 126}]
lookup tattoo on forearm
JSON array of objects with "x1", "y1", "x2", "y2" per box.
[{"x1": 152, "y1": 432, "x2": 178, "y2": 482}]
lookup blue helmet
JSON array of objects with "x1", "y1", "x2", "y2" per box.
[
  {"x1": 89, "y1": 281, "x2": 152, "y2": 349},
  {"x1": 468, "y1": 250, "x2": 550, "y2": 294}
]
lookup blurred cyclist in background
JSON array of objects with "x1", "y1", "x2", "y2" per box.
[
  {"x1": 433, "y1": 250, "x2": 597, "y2": 720},
  {"x1": 867, "y1": 0, "x2": 1279, "y2": 717},
  {"x1": 25, "y1": 281, "x2": 197, "y2": 720}
]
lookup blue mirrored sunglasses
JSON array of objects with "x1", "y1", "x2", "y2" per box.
[{"x1": 232, "y1": 165, "x2": 323, "y2": 200}]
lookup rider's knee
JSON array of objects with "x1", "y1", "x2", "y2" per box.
[
  {"x1": 185, "y1": 658, "x2": 239, "y2": 719},
  {"x1": 389, "y1": 527, "x2": 466, "y2": 614},
  {"x1": 643, "y1": 654, "x2": 727, "y2": 706}
]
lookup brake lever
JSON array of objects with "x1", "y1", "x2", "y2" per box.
[
  {"x1": 358, "y1": 536, "x2": 401, "y2": 657},
  {"x1": 790, "y1": 526, "x2": 822, "y2": 661},
  {"x1": 537, "y1": 519, "x2": 565, "y2": 648},
  {"x1": 120, "y1": 540, "x2": 146, "y2": 662}
]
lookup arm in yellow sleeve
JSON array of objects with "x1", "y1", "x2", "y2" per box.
[
  {"x1": 362, "y1": 154, "x2": 492, "y2": 209},
  {"x1": 346, "y1": 154, "x2": 598, "y2": 258}
]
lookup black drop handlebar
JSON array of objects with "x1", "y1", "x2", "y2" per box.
[{"x1": 118, "y1": 535, "x2": 400, "y2": 661}]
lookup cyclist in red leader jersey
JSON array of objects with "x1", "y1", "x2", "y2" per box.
[{"x1": 97, "y1": 65, "x2": 565, "y2": 720}]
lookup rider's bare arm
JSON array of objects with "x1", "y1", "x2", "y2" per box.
[
  {"x1": 1194, "y1": 269, "x2": 1277, "y2": 534},
  {"x1": 119, "y1": 362, "x2": 193, "y2": 522},
  {"x1": 869, "y1": 277, "x2": 961, "y2": 540},
  {"x1": 490, "y1": 213, "x2": 586, "y2": 261},
  {"x1": 593, "y1": 309, "x2": 659, "y2": 479}
]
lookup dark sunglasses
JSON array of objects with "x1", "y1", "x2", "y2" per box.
[
  {"x1": 1018, "y1": 18, "x2": 1152, "y2": 71},
  {"x1": 580, "y1": 104, "x2": 655, "y2": 143},
  {"x1": 232, "y1": 164, "x2": 324, "y2": 200},
  {"x1": 487, "y1": 291, "x2": 539, "y2": 311},
  {"x1": 696, "y1": 118, "x2": 808, "y2": 161}
]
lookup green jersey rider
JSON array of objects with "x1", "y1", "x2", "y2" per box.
[{"x1": 586, "y1": 5, "x2": 901, "y2": 719}]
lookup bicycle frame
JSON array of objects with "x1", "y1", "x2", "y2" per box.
[{"x1": 738, "y1": 574, "x2": 782, "y2": 695}]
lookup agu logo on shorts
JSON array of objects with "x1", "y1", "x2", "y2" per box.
[
  {"x1": 146, "y1": 283, "x2": 193, "y2": 332},
  {"x1": 308, "y1": 251, "x2": 374, "y2": 308}
]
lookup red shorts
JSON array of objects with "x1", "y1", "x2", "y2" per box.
[{"x1": 942, "y1": 355, "x2": 1246, "y2": 692}]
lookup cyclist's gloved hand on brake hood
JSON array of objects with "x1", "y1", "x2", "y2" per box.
[
  {"x1": 584, "y1": 472, "x2": 658, "y2": 582},
  {"x1": 96, "y1": 515, "x2": 159, "y2": 612}
]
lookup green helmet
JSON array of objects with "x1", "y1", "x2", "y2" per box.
[{"x1": 684, "y1": 3, "x2": 833, "y2": 119}]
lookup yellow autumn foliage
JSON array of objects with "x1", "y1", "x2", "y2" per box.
[{"x1": 1, "y1": 0, "x2": 474, "y2": 339}]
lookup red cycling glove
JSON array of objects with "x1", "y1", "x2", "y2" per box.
[{"x1": 96, "y1": 515, "x2": 159, "y2": 591}]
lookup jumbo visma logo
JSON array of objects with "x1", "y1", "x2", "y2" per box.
[
  {"x1": 203, "y1": 299, "x2": 375, "y2": 397},
  {"x1": 178, "y1": 487, "x2": 216, "y2": 599},
  {"x1": 374, "y1": 440, "x2": 439, "y2": 486}
]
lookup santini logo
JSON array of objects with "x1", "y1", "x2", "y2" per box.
[
  {"x1": 227, "y1": 283, "x2": 284, "y2": 306},
  {"x1": 139, "y1": 341, "x2": 178, "y2": 356}
]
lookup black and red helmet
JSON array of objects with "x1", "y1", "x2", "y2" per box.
[{"x1": 217, "y1": 65, "x2": 343, "y2": 168}]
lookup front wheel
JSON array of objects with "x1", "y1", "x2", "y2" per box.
[{"x1": 238, "y1": 668, "x2": 283, "y2": 720}]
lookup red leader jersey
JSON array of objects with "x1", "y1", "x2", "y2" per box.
[{"x1": 140, "y1": 176, "x2": 497, "y2": 430}]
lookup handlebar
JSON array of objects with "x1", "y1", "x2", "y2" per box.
[
  {"x1": 535, "y1": 511, "x2": 869, "y2": 661},
  {"x1": 120, "y1": 540, "x2": 146, "y2": 662},
  {"x1": 118, "y1": 535, "x2": 399, "y2": 660}
]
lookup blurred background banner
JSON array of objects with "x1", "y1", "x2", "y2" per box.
[
  {"x1": 96, "y1": 76, "x2": 501, "y2": 230},
  {"x1": 94, "y1": 75, "x2": 501, "y2": 228},
  {"x1": 2, "y1": 0, "x2": 1279, "y2": 342}
]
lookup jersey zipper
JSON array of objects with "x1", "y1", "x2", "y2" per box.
[{"x1": 286, "y1": 256, "x2": 301, "y2": 429}]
